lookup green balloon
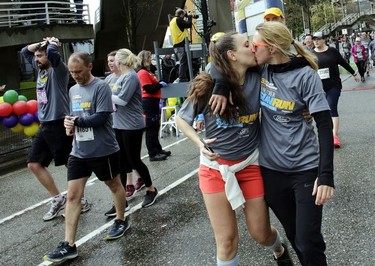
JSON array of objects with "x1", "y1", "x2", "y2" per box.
[
  {"x1": 3, "y1": 90, "x2": 19, "y2": 105},
  {"x1": 18, "y1": 95, "x2": 28, "y2": 102}
]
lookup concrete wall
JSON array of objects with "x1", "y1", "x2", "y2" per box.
[{"x1": 0, "y1": 24, "x2": 94, "y2": 90}]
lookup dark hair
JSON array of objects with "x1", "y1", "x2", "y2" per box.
[
  {"x1": 208, "y1": 31, "x2": 248, "y2": 121},
  {"x1": 187, "y1": 72, "x2": 214, "y2": 116},
  {"x1": 35, "y1": 42, "x2": 48, "y2": 53}
]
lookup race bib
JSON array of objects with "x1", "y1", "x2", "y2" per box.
[
  {"x1": 318, "y1": 68, "x2": 330, "y2": 79},
  {"x1": 75, "y1": 127, "x2": 94, "y2": 141},
  {"x1": 36, "y1": 89, "x2": 48, "y2": 104}
]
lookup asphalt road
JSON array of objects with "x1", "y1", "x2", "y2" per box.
[{"x1": 0, "y1": 73, "x2": 374, "y2": 266}]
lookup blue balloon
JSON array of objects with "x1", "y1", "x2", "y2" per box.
[
  {"x1": 19, "y1": 113, "x2": 34, "y2": 126},
  {"x1": 3, "y1": 114, "x2": 18, "y2": 128},
  {"x1": 33, "y1": 112, "x2": 39, "y2": 123}
]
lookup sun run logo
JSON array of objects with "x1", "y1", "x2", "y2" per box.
[
  {"x1": 215, "y1": 112, "x2": 259, "y2": 128},
  {"x1": 80, "y1": 102, "x2": 91, "y2": 109},
  {"x1": 260, "y1": 79, "x2": 295, "y2": 112}
]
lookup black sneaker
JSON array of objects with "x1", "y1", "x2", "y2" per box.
[
  {"x1": 142, "y1": 188, "x2": 159, "y2": 208},
  {"x1": 106, "y1": 218, "x2": 130, "y2": 240},
  {"x1": 104, "y1": 202, "x2": 130, "y2": 217},
  {"x1": 160, "y1": 149, "x2": 172, "y2": 156},
  {"x1": 149, "y1": 153, "x2": 167, "y2": 161},
  {"x1": 43, "y1": 241, "x2": 78, "y2": 262},
  {"x1": 274, "y1": 243, "x2": 294, "y2": 266}
]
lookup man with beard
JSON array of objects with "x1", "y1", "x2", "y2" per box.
[{"x1": 21, "y1": 37, "x2": 90, "y2": 221}]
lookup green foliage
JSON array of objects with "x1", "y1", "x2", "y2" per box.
[
  {"x1": 19, "y1": 82, "x2": 37, "y2": 100},
  {"x1": 285, "y1": 0, "x2": 340, "y2": 38}
]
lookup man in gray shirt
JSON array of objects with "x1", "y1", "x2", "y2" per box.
[
  {"x1": 21, "y1": 37, "x2": 90, "y2": 221},
  {"x1": 43, "y1": 52, "x2": 129, "y2": 263}
]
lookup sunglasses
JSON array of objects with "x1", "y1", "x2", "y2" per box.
[{"x1": 252, "y1": 42, "x2": 268, "y2": 52}]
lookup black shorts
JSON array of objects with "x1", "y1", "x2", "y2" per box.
[
  {"x1": 27, "y1": 120, "x2": 73, "y2": 167},
  {"x1": 67, "y1": 151, "x2": 120, "y2": 181}
]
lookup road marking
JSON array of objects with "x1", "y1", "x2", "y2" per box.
[
  {"x1": 342, "y1": 85, "x2": 375, "y2": 92},
  {"x1": 37, "y1": 167, "x2": 198, "y2": 266},
  {"x1": 0, "y1": 137, "x2": 188, "y2": 225}
]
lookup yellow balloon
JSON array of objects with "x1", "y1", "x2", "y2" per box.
[
  {"x1": 0, "y1": 96, "x2": 4, "y2": 103},
  {"x1": 166, "y1": 108, "x2": 172, "y2": 119},
  {"x1": 167, "y1": 98, "x2": 178, "y2": 106},
  {"x1": 11, "y1": 123, "x2": 24, "y2": 133},
  {"x1": 24, "y1": 122, "x2": 40, "y2": 137}
]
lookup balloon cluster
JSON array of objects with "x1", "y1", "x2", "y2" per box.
[{"x1": 0, "y1": 90, "x2": 39, "y2": 137}]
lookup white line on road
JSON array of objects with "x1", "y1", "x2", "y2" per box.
[
  {"x1": 37, "y1": 167, "x2": 198, "y2": 266},
  {"x1": 0, "y1": 137, "x2": 188, "y2": 225}
]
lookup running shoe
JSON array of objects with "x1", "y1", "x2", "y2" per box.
[
  {"x1": 160, "y1": 149, "x2": 172, "y2": 156},
  {"x1": 106, "y1": 218, "x2": 130, "y2": 240},
  {"x1": 149, "y1": 153, "x2": 167, "y2": 161},
  {"x1": 126, "y1": 185, "x2": 135, "y2": 199},
  {"x1": 43, "y1": 195, "x2": 66, "y2": 221},
  {"x1": 104, "y1": 202, "x2": 130, "y2": 217},
  {"x1": 142, "y1": 188, "x2": 159, "y2": 208},
  {"x1": 134, "y1": 178, "x2": 145, "y2": 191},
  {"x1": 80, "y1": 197, "x2": 91, "y2": 213},
  {"x1": 274, "y1": 243, "x2": 294, "y2": 266},
  {"x1": 43, "y1": 241, "x2": 78, "y2": 262}
]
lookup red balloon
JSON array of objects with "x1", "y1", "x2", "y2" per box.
[
  {"x1": 12, "y1": 101, "x2": 28, "y2": 115},
  {"x1": 0, "y1": 102, "x2": 13, "y2": 117},
  {"x1": 26, "y1": 100, "x2": 38, "y2": 114}
]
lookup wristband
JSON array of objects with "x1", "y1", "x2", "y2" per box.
[{"x1": 352, "y1": 72, "x2": 357, "y2": 76}]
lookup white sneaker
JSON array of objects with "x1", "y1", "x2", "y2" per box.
[
  {"x1": 43, "y1": 195, "x2": 66, "y2": 221},
  {"x1": 80, "y1": 197, "x2": 91, "y2": 213}
]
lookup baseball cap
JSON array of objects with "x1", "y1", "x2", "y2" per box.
[
  {"x1": 355, "y1": 37, "x2": 361, "y2": 42},
  {"x1": 263, "y1": 7, "x2": 284, "y2": 19},
  {"x1": 312, "y1": 32, "x2": 324, "y2": 39}
]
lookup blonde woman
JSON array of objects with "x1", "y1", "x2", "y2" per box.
[
  {"x1": 252, "y1": 22, "x2": 334, "y2": 266},
  {"x1": 111, "y1": 49, "x2": 159, "y2": 208}
]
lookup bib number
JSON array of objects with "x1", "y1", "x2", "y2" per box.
[
  {"x1": 318, "y1": 68, "x2": 330, "y2": 79},
  {"x1": 75, "y1": 127, "x2": 94, "y2": 141},
  {"x1": 37, "y1": 89, "x2": 48, "y2": 104}
]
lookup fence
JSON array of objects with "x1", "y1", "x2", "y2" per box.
[{"x1": 0, "y1": 1, "x2": 90, "y2": 28}]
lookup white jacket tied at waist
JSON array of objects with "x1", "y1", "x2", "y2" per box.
[{"x1": 200, "y1": 149, "x2": 259, "y2": 210}]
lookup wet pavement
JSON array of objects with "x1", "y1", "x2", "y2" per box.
[{"x1": 0, "y1": 72, "x2": 374, "y2": 266}]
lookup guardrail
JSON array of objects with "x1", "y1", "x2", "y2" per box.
[
  {"x1": 299, "y1": 10, "x2": 375, "y2": 40},
  {"x1": 0, "y1": 1, "x2": 90, "y2": 28}
]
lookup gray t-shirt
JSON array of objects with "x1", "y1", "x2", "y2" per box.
[
  {"x1": 112, "y1": 70, "x2": 146, "y2": 130},
  {"x1": 259, "y1": 66, "x2": 330, "y2": 171},
  {"x1": 69, "y1": 78, "x2": 119, "y2": 158},
  {"x1": 104, "y1": 73, "x2": 119, "y2": 90},
  {"x1": 21, "y1": 45, "x2": 69, "y2": 123},
  {"x1": 178, "y1": 71, "x2": 261, "y2": 160}
]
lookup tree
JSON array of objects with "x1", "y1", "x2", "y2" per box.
[
  {"x1": 120, "y1": 0, "x2": 156, "y2": 52},
  {"x1": 285, "y1": 0, "x2": 337, "y2": 38}
]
